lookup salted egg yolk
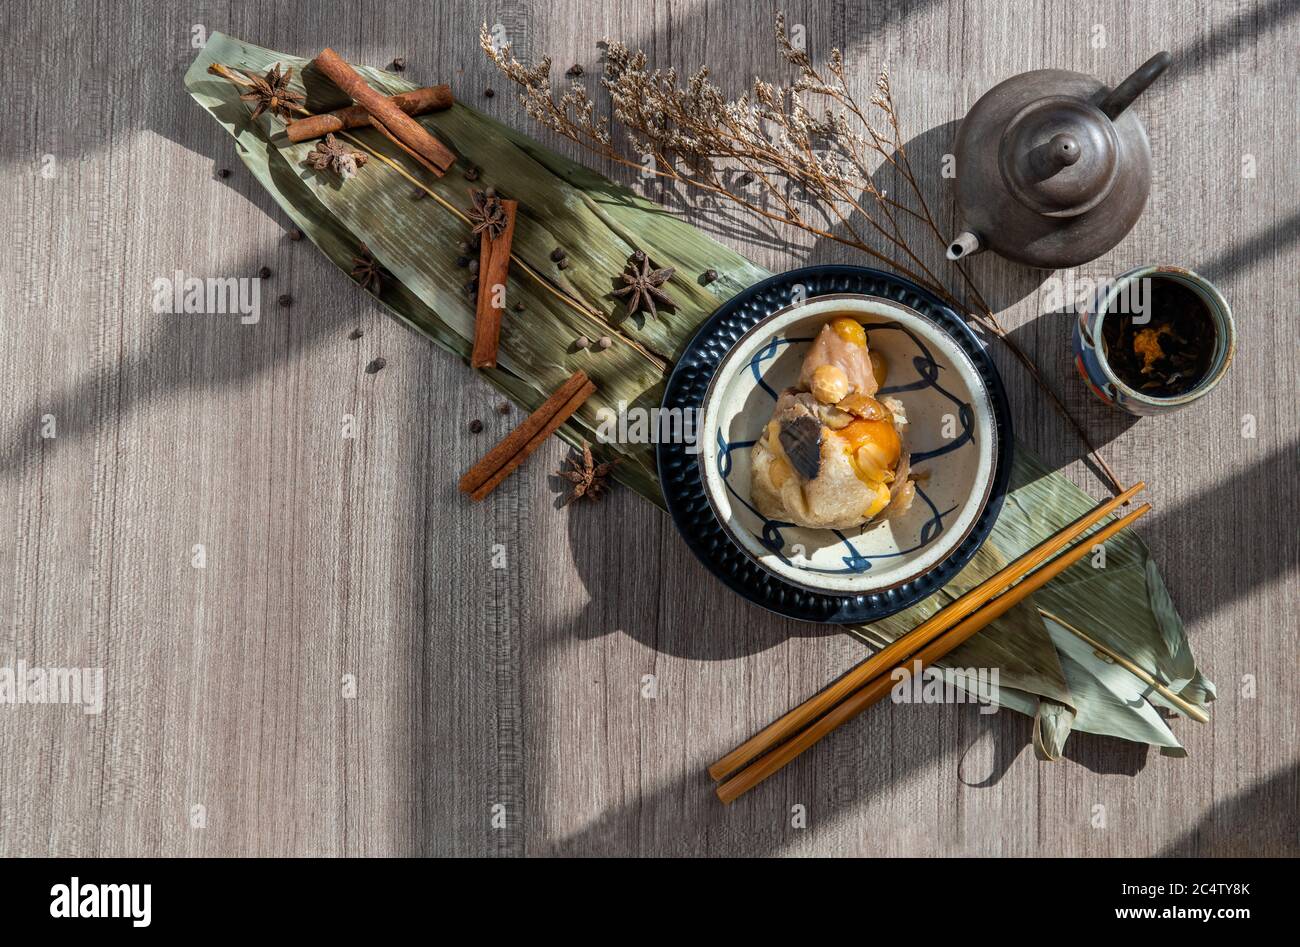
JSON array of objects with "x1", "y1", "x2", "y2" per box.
[
  {"x1": 839, "y1": 417, "x2": 900, "y2": 486},
  {"x1": 830, "y1": 317, "x2": 867, "y2": 347}
]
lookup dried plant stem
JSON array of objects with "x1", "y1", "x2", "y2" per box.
[{"x1": 479, "y1": 20, "x2": 1122, "y2": 495}]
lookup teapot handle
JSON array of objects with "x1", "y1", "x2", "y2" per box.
[{"x1": 1100, "y1": 52, "x2": 1171, "y2": 119}]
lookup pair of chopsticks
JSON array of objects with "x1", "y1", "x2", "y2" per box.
[
  {"x1": 459, "y1": 370, "x2": 595, "y2": 501},
  {"x1": 709, "y1": 482, "x2": 1152, "y2": 804}
]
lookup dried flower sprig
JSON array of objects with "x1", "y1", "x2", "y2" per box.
[{"x1": 481, "y1": 15, "x2": 1121, "y2": 492}]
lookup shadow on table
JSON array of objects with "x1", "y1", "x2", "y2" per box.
[
  {"x1": 1160, "y1": 761, "x2": 1300, "y2": 857},
  {"x1": 541, "y1": 685, "x2": 1038, "y2": 856},
  {"x1": 557, "y1": 481, "x2": 837, "y2": 660}
]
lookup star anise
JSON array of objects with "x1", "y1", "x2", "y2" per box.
[
  {"x1": 239, "y1": 63, "x2": 304, "y2": 120},
  {"x1": 612, "y1": 251, "x2": 676, "y2": 318},
  {"x1": 557, "y1": 443, "x2": 620, "y2": 505},
  {"x1": 467, "y1": 188, "x2": 507, "y2": 239},
  {"x1": 306, "y1": 133, "x2": 369, "y2": 180},
  {"x1": 351, "y1": 244, "x2": 388, "y2": 294}
]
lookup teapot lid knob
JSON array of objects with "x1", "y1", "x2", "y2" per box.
[{"x1": 999, "y1": 96, "x2": 1119, "y2": 218}]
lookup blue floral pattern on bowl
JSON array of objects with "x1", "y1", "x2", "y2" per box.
[
  {"x1": 698, "y1": 293, "x2": 1001, "y2": 597},
  {"x1": 657, "y1": 266, "x2": 1013, "y2": 624}
]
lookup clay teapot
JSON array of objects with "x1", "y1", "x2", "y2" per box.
[{"x1": 947, "y1": 52, "x2": 1170, "y2": 269}]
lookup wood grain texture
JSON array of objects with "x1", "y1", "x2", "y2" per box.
[{"x1": 0, "y1": 0, "x2": 1295, "y2": 857}]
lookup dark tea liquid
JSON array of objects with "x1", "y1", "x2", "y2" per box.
[{"x1": 1101, "y1": 277, "x2": 1215, "y2": 398}]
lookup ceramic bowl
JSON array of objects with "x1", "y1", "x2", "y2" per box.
[
  {"x1": 698, "y1": 293, "x2": 1001, "y2": 595},
  {"x1": 1071, "y1": 265, "x2": 1235, "y2": 416}
]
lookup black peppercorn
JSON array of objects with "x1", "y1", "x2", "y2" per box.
[
  {"x1": 391, "y1": 57, "x2": 406, "y2": 72},
  {"x1": 365, "y1": 357, "x2": 386, "y2": 374},
  {"x1": 258, "y1": 266, "x2": 272, "y2": 279},
  {"x1": 497, "y1": 402, "x2": 512, "y2": 415},
  {"x1": 463, "y1": 166, "x2": 480, "y2": 181},
  {"x1": 349, "y1": 328, "x2": 364, "y2": 340},
  {"x1": 566, "y1": 64, "x2": 584, "y2": 77},
  {"x1": 288, "y1": 228, "x2": 304, "y2": 241},
  {"x1": 702, "y1": 268, "x2": 718, "y2": 285},
  {"x1": 278, "y1": 294, "x2": 293, "y2": 307},
  {"x1": 455, "y1": 256, "x2": 470, "y2": 268},
  {"x1": 469, "y1": 419, "x2": 484, "y2": 433},
  {"x1": 484, "y1": 88, "x2": 495, "y2": 98},
  {"x1": 216, "y1": 168, "x2": 231, "y2": 179},
  {"x1": 550, "y1": 247, "x2": 567, "y2": 262}
]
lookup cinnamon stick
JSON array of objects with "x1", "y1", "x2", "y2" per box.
[
  {"x1": 285, "y1": 85, "x2": 453, "y2": 143},
  {"x1": 471, "y1": 199, "x2": 519, "y2": 369},
  {"x1": 311, "y1": 48, "x2": 456, "y2": 175},
  {"x1": 459, "y1": 370, "x2": 592, "y2": 498},
  {"x1": 470, "y1": 382, "x2": 596, "y2": 502}
]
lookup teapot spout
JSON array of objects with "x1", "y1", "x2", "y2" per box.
[{"x1": 946, "y1": 231, "x2": 983, "y2": 261}]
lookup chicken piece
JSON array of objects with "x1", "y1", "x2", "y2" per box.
[
  {"x1": 751, "y1": 316, "x2": 915, "y2": 531},
  {"x1": 798, "y1": 318, "x2": 879, "y2": 398}
]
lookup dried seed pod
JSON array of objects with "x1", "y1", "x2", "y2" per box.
[
  {"x1": 288, "y1": 227, "x2": 304, "y2": 241},
  {"x1": 365, "y1": 357, "x2": 386, "y2": 374},
  {"x1": 391, "y1": 57, "x2": 406, "y2": 72}
]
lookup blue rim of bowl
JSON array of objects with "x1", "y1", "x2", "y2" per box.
[{"x1": 655, "y1": 265, "x2": 1014, "y2": 624}]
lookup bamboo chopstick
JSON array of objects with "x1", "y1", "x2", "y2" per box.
[
  {"x1": 1037, "y1": 606, "x2": 1209, "y2": 724},
  {"x1": 707, "y1": 482, "x2": 1147, "y2": 783},
  {"x1": 714, "y1": 503, "x2": 1152, "y2": 804}
]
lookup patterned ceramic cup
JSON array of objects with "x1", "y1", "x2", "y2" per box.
[{"x1": 1071, "y1": 265, "x2": 1235, "y2": 415}]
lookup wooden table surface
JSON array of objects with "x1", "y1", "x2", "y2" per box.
[{"x1": 1, "y1": 0, "x2": 1296, "y2": 857}]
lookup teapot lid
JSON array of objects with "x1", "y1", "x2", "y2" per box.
[{"x1": 998, "y1": 96, "x2": 1119, "y2": 218}]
